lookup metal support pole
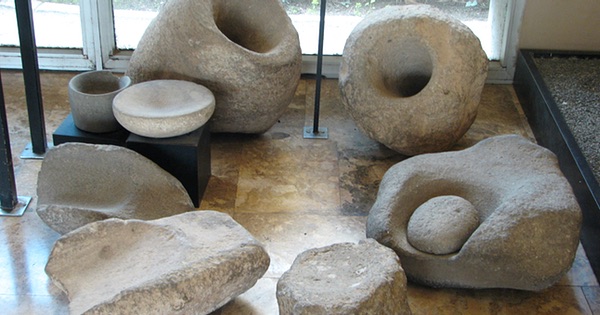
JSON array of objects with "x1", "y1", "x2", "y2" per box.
[
  {"x1": 0, "y1": 72, "x2": 17, "y2": 209},
  {"x1": 304, "y1": 0, "x2": 328, "y2": 139},
  {"x1": 0, "y1": 72, "x2": 31, "y2": 217},
  {"x1": 15, "y1": 0, "x2": 48, "y2": 158}
]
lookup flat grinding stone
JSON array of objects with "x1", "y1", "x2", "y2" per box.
[{"x1": 45, "y1": 211, "x2": 270, "y2": 314}]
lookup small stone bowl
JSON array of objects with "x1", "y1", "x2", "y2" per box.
[
  {"x1": 112, "y1": 80, "x2": 215, "y2": 138},
  {"x1": 68, "y1": 71, "x2": 131, "y2": 133}
]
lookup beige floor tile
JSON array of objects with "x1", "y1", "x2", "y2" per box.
[
  {"x1": 233, "y1": 213, "x2": 367, "y2": 277},
  {"x1": 213, "y1": 277, "x2": 280, "y2": 315},
  {"x1": 560, "y1": 243, "x2": 600, "y2": 287},
  {"x1": 0, "y1": 211, "x2": 61, "y2": 296},
  {"x1": 0, "y1": 294, "x2": 69, "y2": 315},
  {"x1": 235, "y1": 137, "x2": 341, "y2": 214},
  {"x1": 408, "y1": 284, "x2": 593, "y2": 315}
]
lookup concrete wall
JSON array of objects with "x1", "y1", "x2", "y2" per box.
[{"x1": 519, "y1": 0, "x2": 600, "y2": 51}]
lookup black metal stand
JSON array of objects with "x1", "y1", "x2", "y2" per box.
[
  {"x1": 15, "y1": 0, "x2": 48, "y2": 158},
  {"x1": 0, "y1": 72, "x2": 31, "y2": 217},
  {"x1": 514, "y1": 49, "x2": 600, "y2": 283},
  {"x1": 304, "y1": 0, "x2": 328, "y2": 139}
]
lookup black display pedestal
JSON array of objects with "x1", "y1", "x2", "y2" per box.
[
  {"x1": 53, "y1": 114, "x2": 211, "y2": 207},
  {"x1": 53, "y1": 113, "x2": 130, "y2": 146},
  {"x1": 126, "y1": 126, "x2": 211, "y2": 208}
]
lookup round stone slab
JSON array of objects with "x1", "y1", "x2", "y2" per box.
[
  {"x1": 276, "y1": 239, "x2": 411, "y2": 315},
  {"x1": 113, "y1": 80, "x2": 215, "y2": 138}
]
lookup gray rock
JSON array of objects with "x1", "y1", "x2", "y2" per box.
[
  {"x1": 36, "y1": 143, "x2": 194, "y2": 234},
  {"x1": 367, "y1": 135, "x2": 582, "y2": 291},
  {"x1": 277, "y1": 239, "x2": 412, "y2": 315},
  {"x1": 407, "y1": 195, "x2": 480, "y2": 255},
  {"x1": 45, "y1": 211, "x2": 270, "y2": 315},
  {"x1": 339, "y1": 5, "x2": 488, "y2": 155},
  {"x1": 126, "y1": 0, "x2": 302, "y2": 134}
]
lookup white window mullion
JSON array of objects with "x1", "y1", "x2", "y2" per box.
[
  {"x1": 486, "y1": 0, "x2": 526, "y2": 83},
  {"x1": 80, "y1": 0, "x2": 116, "y2": 70}
]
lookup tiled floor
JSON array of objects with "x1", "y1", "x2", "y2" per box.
[{"x1": 0, "y1": 70, "x2": 598, "y2": 314}]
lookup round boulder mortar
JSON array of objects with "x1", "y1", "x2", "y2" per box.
[
  {"x1": 126, "y1": 0, "x2": 302, "y2": 134},
  {"x1": 339, "y1": 5, "x2": 488, "y2": 155}
]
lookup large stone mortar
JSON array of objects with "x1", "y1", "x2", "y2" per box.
[
  {"x1": 366, "y1": 135, "x2": 582, "y2": 291},
  {"x1": 126, "y1": 0, "x2": 302, "y2": 134},
  {"x1": 339, "y1": 5, "x2": 488, "y2": 156}
]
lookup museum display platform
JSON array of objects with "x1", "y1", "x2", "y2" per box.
[{"x1": 514, "y1": 49, "x2": 600, "y2": 281}]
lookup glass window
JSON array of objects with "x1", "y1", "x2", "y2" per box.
[
  {"x1": 111, "y1": 0, "x2": 493, "y2": 58},
  {"x1": 0, "y1": 0, "x2": 82, "y2": 48},
  {"x1": 282, "y1": 0, "x2": 492, "y2": 58},
  {"x1": 112, "y1": 1, "x2": 161, "y2": 49},
  {"x1": 0, "y1": 0, "x2": 522, "y2": 80}
]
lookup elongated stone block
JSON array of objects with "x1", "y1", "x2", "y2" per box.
[{"x1": 46, "y1": 211, "x2": 270, "y2": 314}]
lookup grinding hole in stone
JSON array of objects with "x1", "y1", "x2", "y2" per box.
[
  {"x1": 380, "y1": 39, "x2": 433, "y2": 98},
  {"x1": 213, "y1": 1, "x2": 282, "y2": 53}
]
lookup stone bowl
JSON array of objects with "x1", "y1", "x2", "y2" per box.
[
  {"x1": 68, "y1": 70, "x2": 131, "y2": 133},
  {"x1": 112, "y1": 80, "x2": 215, "y2": 138}
]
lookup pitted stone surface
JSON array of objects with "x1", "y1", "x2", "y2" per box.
[
  {"x1": 277, "y1": 239, "x2": 411, "y2": 315},
  {"x1": 339, "y1": 5, "x2": 488, "y2": 155},
  {"x1": 36, "y1": 143, "x2": 194, "y2": 234},
  {"x1": 407, "y1": 195, "x2": 480, "y2": 255},
  {"x1": 45, "y1": 211, "x2": 270, "y2": 315},
  {"x1": 367, "y1": 135, "x2": 582, "y2": 290},
  {"x1": 126, "y1": 0, "x2": 302, "y2": 134}
]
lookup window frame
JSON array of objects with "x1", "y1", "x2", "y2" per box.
[{"x1": 0, "y1": 0, "x2": 525, "y2": 83}]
